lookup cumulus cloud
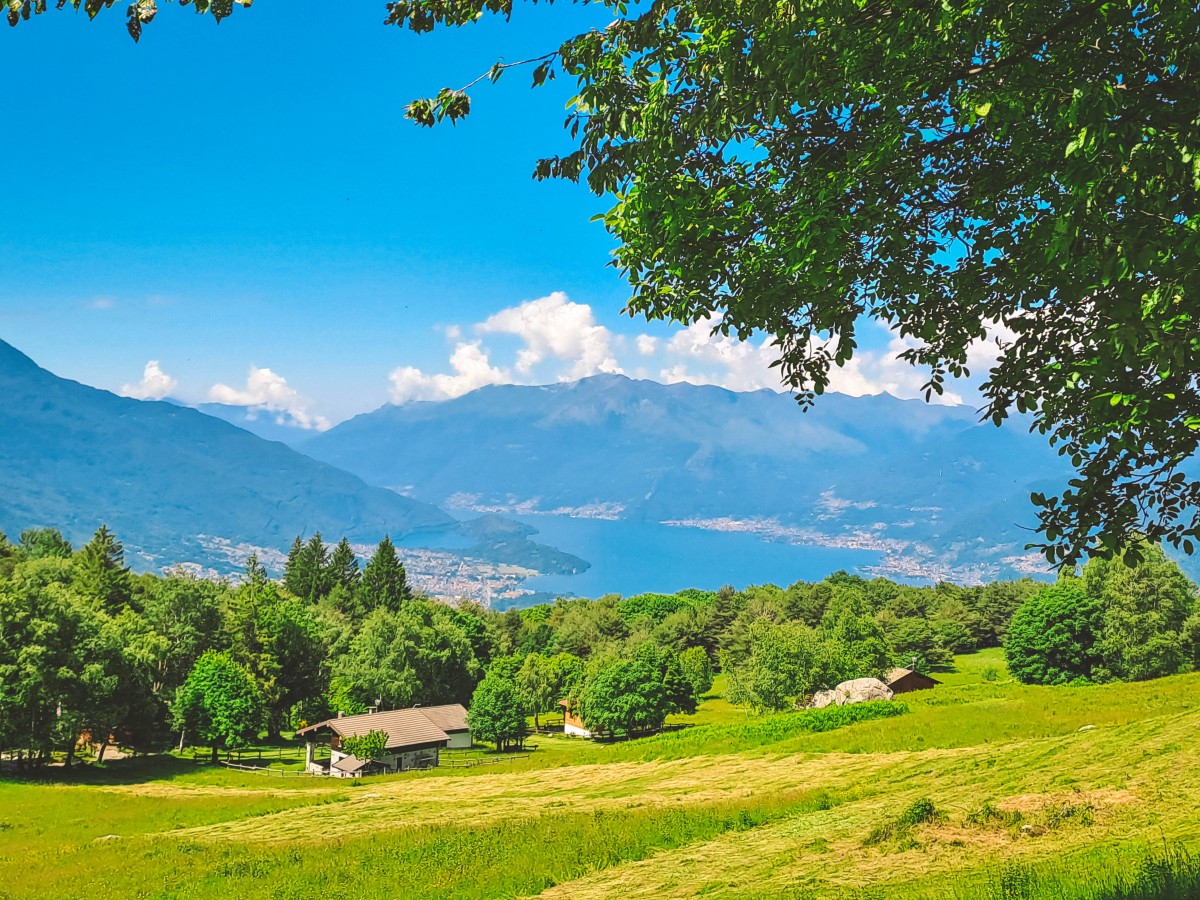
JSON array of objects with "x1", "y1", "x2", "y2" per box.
[
  {"x1": 389, "y1": 341, "x2": 509, "y2": 404},
  {"x1": 386, "y1": 292, "x2": 1000, "y2": 407},
  {"x1": 388, "y1": 293, "x2": 625, "y2": 404},
  {"x1": 479, "y1": 291, "x2": 623, "y2": 379},
  {"x1": 209, "y1": 366, "x2": 330, "y2": 431},
  {"x1": 120, "y1": 360, "x2": 178, "y2": 400}
]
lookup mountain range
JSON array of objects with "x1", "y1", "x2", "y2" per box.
[
  {"x1": 299, "y1": 375, "x2": 1076, "y2": 583},
  {"x1": 0, "y1": 339, "x2": 454, "y2": 573},
  {"x1": 1, "y1": 334, "x2": 1084, "y2": 589}
]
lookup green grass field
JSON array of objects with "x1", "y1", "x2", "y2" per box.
[{"x1": 3, "y1": 650, "x2": 1199, "y2": 899}]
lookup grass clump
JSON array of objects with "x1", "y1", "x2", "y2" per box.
[
  {"x1": 967, "y1": 800, "x2": 1025, "y2": 832},
  {"x1": 863, "y1": 797, "x2": 943, "y2": 849}
]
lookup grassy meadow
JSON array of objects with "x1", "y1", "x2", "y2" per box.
[{"x1": 3, "y1": 648, "x2": 1200, "y2": 899}]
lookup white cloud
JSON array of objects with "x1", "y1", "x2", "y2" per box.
[
  {"x1": 386, "y1": 292, "x2": 993, "y2": 408},
  {"x1": 651, "y1": 317, "x2": 965, "y2": 405},
  {"x1": 209, "y1": 366, "x2": 330, "y2": 431},
  {"x1": 389, "y1": 341, "x2": 509, "y2": 404},
  {"x1": 88, "y1": 297, "x2": 115, "y2": 310},
  {"x1": 120, "y1": 360, "x2": 178, "y2": 400},
  {"x1": 479, "y1": 291, "x2": 622, "y2": 379}
]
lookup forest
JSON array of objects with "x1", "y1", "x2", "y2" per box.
[{"x1": 1, "y1": 524, "x2": 1197, "y2": 763}]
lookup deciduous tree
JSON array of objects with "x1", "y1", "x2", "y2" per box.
[
  {"x1": 467, "y1": 668, "x2": 527, "y2": 751},
  {"x1": 173, "y1": 651, "x2": 265, "y2": 762}
]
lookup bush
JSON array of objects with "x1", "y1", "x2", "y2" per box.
[{"x1": 1004, "y1": 581, "x2": 1103, "y2": 685}]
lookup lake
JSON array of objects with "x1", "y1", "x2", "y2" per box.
[{"x1": 514, "y1": 514, "x2": 882, "y2": 598}]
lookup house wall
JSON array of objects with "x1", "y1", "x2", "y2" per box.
[
  {"x1": 563, "y1": 710, "x2": 593, "y2": 738},
  {"x1": 445, "y1": 730, "x2": 472, "y2": 749},
  {"x1": 889, "y1": 673, "x2": 939, "y2": 694},
  {"x1": 326, "y1": 746, "x2": 440, "y2": 777}
]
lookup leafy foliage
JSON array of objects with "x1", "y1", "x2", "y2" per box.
[
  {"x1": 468, "y1": 666, "x2": 527, "y2": 750},
  {"x1": 341, "y1": 728, "x2": 389, "y2": 761},
  {"x1": 1004, "y1": 582, "x2": 1105, "y2": 685},
  {"x1": 173, "y1": 651, "x2": 265, "y2": 760},
  {"x1": 1005, "y1": 546, "x2": 1199, "y2": 684}
]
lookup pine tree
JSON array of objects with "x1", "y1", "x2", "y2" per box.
[
  {"x1": 357, "y1": 535, "x2": 410, "y2": 618},
  {"x1": 244, "y1": 552, "x2": 269, "y2": 600},
  {"x1": 282, "y1": 537, "x2": 305, "y2": 597},
  {"x1": 75, "y1": 524, "x2": 132, "y2": 612},
  {"x1": 329, "y1": 538, "x2": 360, "y2": 592},
  {"x1": 302, "y1": 532, "x2": 331, "y2": 602}
]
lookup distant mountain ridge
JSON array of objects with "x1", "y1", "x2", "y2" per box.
[
  {"x1": 0, "y1": 339, "x2": 456, "y2": 573},
  {"x1": 301, "y1": 374, "x2": 1076, "y2": 581}
]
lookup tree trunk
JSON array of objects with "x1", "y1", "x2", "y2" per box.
[
  {"x1": 178, "y1": 729, "x2": 186, "y2": 753},
  {"x1": 211, "y1": 744, "x2": 219, "y2": 764},
  {"x1": 96, "y1": 741, "x2": 107, "y2": 765}
]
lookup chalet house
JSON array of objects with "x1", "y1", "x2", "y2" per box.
[
  {"x1": 297, "y1": 704, "x2": 471, "y2": 777},
  {"x1": 559, "y1": 699, "x2": 594, "y2": 738},
  {"x1": 886, "y1": 667, "x2": 941, "y2": 694}
]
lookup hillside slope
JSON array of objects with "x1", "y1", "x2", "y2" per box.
[
  {"x1": 0, "y1": 339, "x2": 455, "y2": 572},
  {"x1": 4, "y1": 656, "x2": 1199, "y2": 899}
]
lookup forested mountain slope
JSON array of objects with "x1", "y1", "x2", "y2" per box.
[{"x1": 0, "y1": 339, "x2": 455, "y2": 572}]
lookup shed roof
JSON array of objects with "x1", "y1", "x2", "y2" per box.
[
  {"x1": 331, "y1": 754, "x2": 375, "y2": 774},
  {"x1": 415, "y1": 703, "x2": 469, "y2": 733},
  {"x1": 297, "y1": 708, "x2": 450, "y2": 750},
  {"x1": 886, "y1": 668, "x2": 942, "y2": 685}
]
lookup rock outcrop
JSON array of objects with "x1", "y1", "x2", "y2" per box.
[{"x1": 832, "y1": 678, "x2": 894, "y2": 706}]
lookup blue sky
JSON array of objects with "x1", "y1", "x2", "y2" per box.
[{"x1": 0, "y1": 1, "x2": 971, "y2": 428}]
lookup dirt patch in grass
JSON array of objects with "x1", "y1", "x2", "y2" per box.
[{"x1": 995, "y1": 788, "x2": 1137, "y2": 816}]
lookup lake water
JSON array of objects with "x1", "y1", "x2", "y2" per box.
[{"x1": 515, "y1": 515, "x2": 882, "y2": 598}]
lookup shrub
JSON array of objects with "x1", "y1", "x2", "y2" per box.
[{"x1": 1004, "y1": 581, "x2": 1103, "y2": 685}]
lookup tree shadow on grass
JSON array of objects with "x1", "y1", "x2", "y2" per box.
[{"x1": 1, "y1": 753, "x2": 208, "y2": 786}]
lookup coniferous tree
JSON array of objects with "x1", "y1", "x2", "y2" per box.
[
  {"x1": 298, "y1": 532, "x2": 331, "y2": 602},
  {"x1": 329, "y1": 538, "x2": 360, "y2": 593},
  {"x1": 18, "y1": 527, "x2": 72, "y2": 560},
  {"x1": 75, "y1": 525, "x2": 132, "y2": 612},
  {"x1": 244, "y1": 552, "x2": 269, "y2": 599},
  {"x1": 282, "y1": 537, "x2": 305, "y2": 597},
  {"x1": 357, "y1": 535, "x2": 409, "y2": 617}
]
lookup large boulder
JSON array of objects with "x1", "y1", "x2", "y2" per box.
[
  {"x1": 809, "y1": 689, "x2": 837, "y2": 709},
  {"x1": 833, "y1": 678, "x2": 893, "y2": 706}
]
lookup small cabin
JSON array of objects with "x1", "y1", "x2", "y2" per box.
[{"x1": 886, "y1": 667, "x2": 941, "y2": 694}]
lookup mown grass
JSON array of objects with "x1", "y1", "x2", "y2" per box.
[
  {"x1": 871, "y1": 845, "x2": 1200, "y2": 900},
  {"x1": 4, "y1": 656, "x2": 1200, "y2": 899},
  {"x1": 0, "y1": 786, "x2": 843, "y2": 899}
]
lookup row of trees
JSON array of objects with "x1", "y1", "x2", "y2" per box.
[
  {"x1": 0, "y1": 526, "x2": 477, "y2": 763},
  {"x1": 5, "y1": 521, "x2": 1195, "y2": 763},
  {"x1": 467, "y1": 642, "x2": 714, "y2": 747},
  {"x1": 1004, "y1": 544, "x2": 1200, "y2": 685}
]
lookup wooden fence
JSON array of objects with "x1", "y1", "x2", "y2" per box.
[
  {"x1": 438, "y1": 753, "x2": 529, "y2": 768},
  {"x1": 216, "y1": 759, "x2": 315, "y2": 777}
]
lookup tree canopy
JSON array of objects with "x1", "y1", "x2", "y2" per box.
[{"x1": 29, "y1": 0, "x2": 1200, "y2": 566}]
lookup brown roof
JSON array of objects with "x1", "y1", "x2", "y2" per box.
[
  {"x1": 331, "y1": 754, "x2": 375, "y2": 774},
  {"x1": 886, "y1": 668, "x2": 941, "y2": 685},
  {"x1": 415, "y1": 703, "x2": 469, "y2": 733},
  {"x1": 297, "y1": 708, "x2": 449, "y2": 750}
]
